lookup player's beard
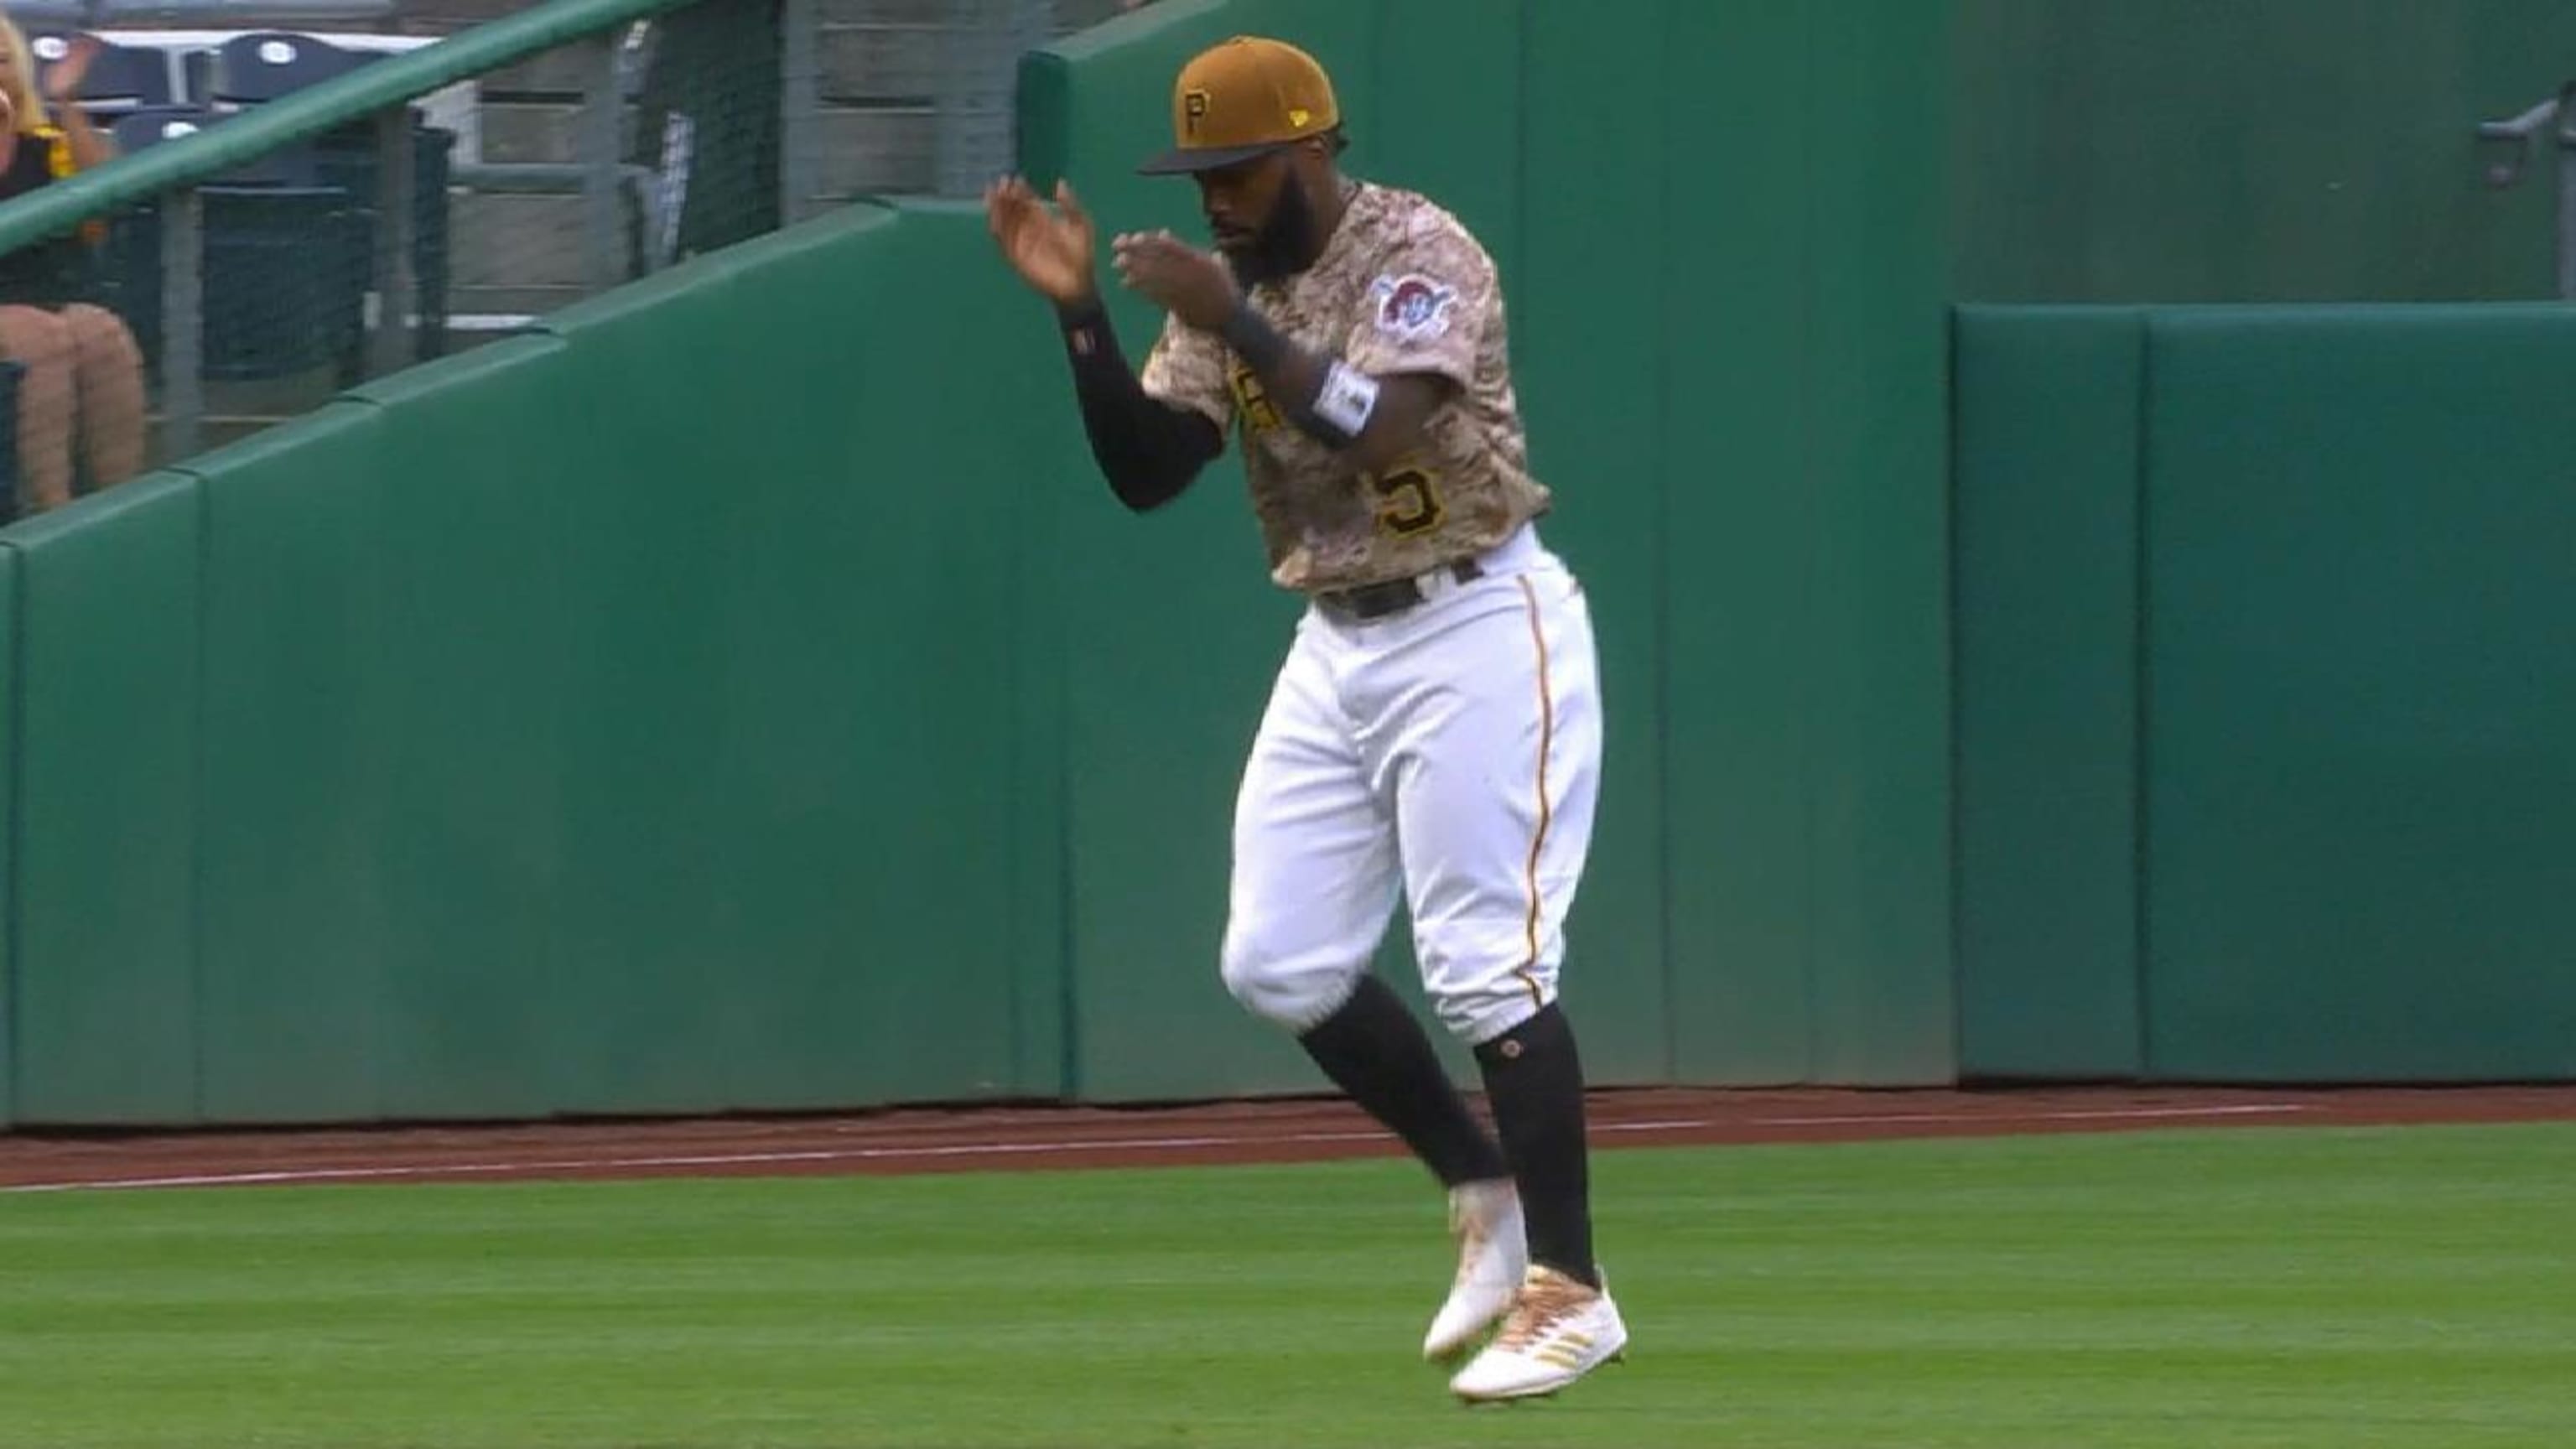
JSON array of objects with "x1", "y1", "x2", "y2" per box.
[{"x1": 1220, "y1": 170, "x2": 1326, "y2": 288}]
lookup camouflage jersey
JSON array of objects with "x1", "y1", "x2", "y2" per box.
[{"x1": 1140, "y1": 179, "x2": 1551, "y2": 594}]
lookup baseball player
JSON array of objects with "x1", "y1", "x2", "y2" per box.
[{"x1": 984, "y1": 35, "x2": 1626, "y2": 1401}]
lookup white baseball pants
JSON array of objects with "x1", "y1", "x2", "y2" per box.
[{"x1": 1219, "y1": 525, "x2": 1602, "y2": 1046}]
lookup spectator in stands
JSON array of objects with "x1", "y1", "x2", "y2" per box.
[{"x1": 0, "y1": 17, "x2": 144, "y2": 514}]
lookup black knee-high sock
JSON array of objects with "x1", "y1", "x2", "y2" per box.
[
  {"x1": 1298, "y1": 975, "x2": 1512, "y2": 1187},
  {"x1": 1475, "y1": 1003, "x2": 1596, "y2": 1286}
]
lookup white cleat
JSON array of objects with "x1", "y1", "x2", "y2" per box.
[
  {"x1": 1421, "y1": 1179, "x2": 1527, "y2": 1361},
  {"x1": 1448, "y1": 1265, "x2": 1629, "y2": 1403}
]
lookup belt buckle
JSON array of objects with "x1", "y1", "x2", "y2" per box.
[
  {"x1": 1332, "y1": 578, "x2": 1422, "y2": 621},
  {"x1": 1322, "y1": 558, "x2": 1483, "y2": 622}
]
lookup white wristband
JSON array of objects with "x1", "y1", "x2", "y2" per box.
[{"x1": 1314, "y1": 361, "x2": 1381, "y2": 441}]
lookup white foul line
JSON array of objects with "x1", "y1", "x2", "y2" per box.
[
  {"x1": 0, "y1": 1132, "x2": 1389, "y2": 1194},
  {"x1": 0, "y1": 1103, "x2": 2313, "y2": 1195},
  {"x1": 1747, "y1": 1104, "x2": 2310, "y2": 1128}
]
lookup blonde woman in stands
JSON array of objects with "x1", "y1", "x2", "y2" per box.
[{"x1": 0, "y1": 15, "x2": 143, "y2": 515}]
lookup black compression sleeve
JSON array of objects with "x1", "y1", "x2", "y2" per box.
[{"x1": 1056, "y1": 300, "x2": 1225, "y2": 512}]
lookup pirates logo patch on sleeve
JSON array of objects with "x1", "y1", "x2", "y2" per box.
[{"x1": 1368, "y1": 273, "x2": 1460, "y2": 342}]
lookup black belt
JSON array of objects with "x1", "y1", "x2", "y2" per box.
[{"x1": 1315, "y1": 558, "x2": 1484, "y2": 621}]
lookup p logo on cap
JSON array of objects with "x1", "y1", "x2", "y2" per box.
[{"x1": 1138, "y1": 36, "x2": 1339, "y2": 175}]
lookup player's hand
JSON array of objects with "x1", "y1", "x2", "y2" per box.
[
  {"x1": 1113, "y1": 231, "x2": 1240, "y2": 331},
  {"x1": 984, "y1": 175, "x2": 1098, "y2": 308}
]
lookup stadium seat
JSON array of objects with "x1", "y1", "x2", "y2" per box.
[
  {"x1": 108, "y1": 105, "x2": 218, "y2": 155},
  {"x1": 91, "y1": 112, "x2": 361, "y2": 383},
  {"x1": 312, "y1": 119, "x2": 456, "y2": 361},
  {"x1": 107, "y1": 104, "x2": 321, "y2": 188},
  {"x1": 205, "y1": 30, "x2": 377, "y2": 106},
  {"x1": 105, "y1": 103, "x2": 460, "y2": 382},
  {"x1": 29, "y1": 34, "x2": 175, "y2": 112},
  {"x1": 105, "y1": 185, "x2": 365, "y2": 383}
]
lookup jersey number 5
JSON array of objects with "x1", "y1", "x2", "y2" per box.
[{"x1": 1368, "y1": 464, "x2": 1445, "y2": 537}]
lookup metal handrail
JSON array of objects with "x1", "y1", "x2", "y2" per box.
[{"x1": 2475, "y1": 80, "x2": 2576, "y2": 299}]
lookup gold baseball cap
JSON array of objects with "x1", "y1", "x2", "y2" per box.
[{"x1": 1136, "y1": 35, "x2": 1340, "y2": 175}]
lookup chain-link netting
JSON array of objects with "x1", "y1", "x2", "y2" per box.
[
  {"x1": 0, "y1": 0, "x2": 789, "y2": 520},
  {"x1": 0, "y1": 0, "x2": 1134, "y2": 522}
]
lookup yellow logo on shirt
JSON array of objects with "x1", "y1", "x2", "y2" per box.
[{"x1": 1228, "y1": 361, "x2": 1285, "y2": 434}]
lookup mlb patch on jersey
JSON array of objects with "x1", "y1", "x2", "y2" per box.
[{"x1": 1369, "y1": 273, "x2": 1460, "y2": 341}]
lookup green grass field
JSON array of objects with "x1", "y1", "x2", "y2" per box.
[{"x1": 4, "y1": 1123, "x2": 2572, "y2": 1448}]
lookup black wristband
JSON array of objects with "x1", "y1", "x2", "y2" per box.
[
  {"x1": 1221, "y1": 299, "x2": 1374, "y2": 449},
  {"x1": 1057, "y1": 297, "x2": 1109, "y2": 354}
]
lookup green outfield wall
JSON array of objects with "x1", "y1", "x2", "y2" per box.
[
  {"x1": 2, "y1": 202, "x2": 1074, "y2": 1125},
  {"x1": 1954, "y1": 305, "x2": 2576, "y2": 1082}
]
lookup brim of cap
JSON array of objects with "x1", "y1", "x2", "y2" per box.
[{"x1": 1135, "y1": 140, "x2": 1294, "y2": 175}]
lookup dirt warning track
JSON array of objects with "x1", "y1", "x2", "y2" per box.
[{"x1": 6, "y1": 1084, "x2": 2573, "y2": 1193}]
